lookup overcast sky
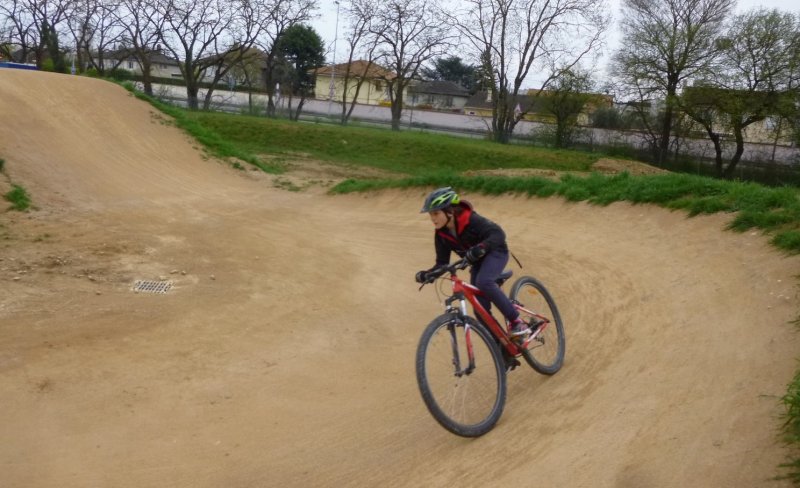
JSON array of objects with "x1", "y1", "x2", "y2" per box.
[{"x1": 309, "y1": 0, "x2": 797, "y2": 87}]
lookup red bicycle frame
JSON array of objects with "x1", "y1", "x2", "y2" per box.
[{"x1": 445, "y1": 270, "x2": 548, "y2": 358}]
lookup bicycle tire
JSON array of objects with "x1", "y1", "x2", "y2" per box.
[
  {"x1": 415, "y1": 313, "x2": 507, "y2": 437},
  {"x1": 509, "y1": 276, "x2": 566, "y2": 375}
]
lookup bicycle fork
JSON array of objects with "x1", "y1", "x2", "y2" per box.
[{"x1": 445, "y1": 294, "x2": 476, "y2": 377}]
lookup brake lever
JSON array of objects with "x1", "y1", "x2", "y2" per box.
[{"x1": 418, "y1": 274, "x2": 439, "y2": 291}]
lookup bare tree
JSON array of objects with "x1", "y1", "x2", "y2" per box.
[
  {"x1": 447, "y1": 0, "x2": 608, "y2": 143},
  {"x1": 198, "y1": 0, "x2": 277, "y2": 110},
  {"x1": 17, "y1": 0, "x2": 75, "y2": 68},
  {"x1": 157, "y1": 0, "x2": 235, "y2": 109},
  {"x1": 65, "y1": 0, "x2": 100, "y2": 72},
  {"x1": 115, "y1": 0, "x2": 164, "y2": 94},
  {"x1": 369, "y1": 0, "x2": 452, "y2": 131},
  {"x1": 0, "y1": 0, "x2": 38, "y2": 63},
  {"x1": 256, "y1": 0, "x2": 317, "y2": 116},
  {"x1": 335, "y1": 0, "x2": 379, "y2": 125},
  {"x1": 612, "y1": 0, "x2": 733, "y2": 165},
  {"x1": 67, "y1": 0, "x2": 124, "y2": 74},
  {"x1": 228, "y1": 49, "x2": 266, "y2": 113}
]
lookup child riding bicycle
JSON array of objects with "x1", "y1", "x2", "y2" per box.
[{"x1": 415, "y1": 187, "x2": 529, "y2": 341}]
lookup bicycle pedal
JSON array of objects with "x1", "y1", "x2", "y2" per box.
[{"x1": 505, "y1": 358, "x2": 521, "y2": 372}]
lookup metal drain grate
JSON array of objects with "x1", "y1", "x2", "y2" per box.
[{"x1": 133, "y1": 280, "x2": 173, "y2": 294}]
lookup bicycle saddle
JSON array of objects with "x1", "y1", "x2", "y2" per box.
[{"x1": 496, "y1": 270, "x2": 513, "y2": 286}]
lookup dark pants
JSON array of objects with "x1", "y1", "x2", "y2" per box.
[{"x1": 470, "y1": 249, "x2": 519, "y2": 323}]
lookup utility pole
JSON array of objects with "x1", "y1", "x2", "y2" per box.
[{"x1": 327, "y1": 0, "x2": 341, "y2": 119}]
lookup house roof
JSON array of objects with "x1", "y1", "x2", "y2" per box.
[
  {"x1": 465, "y1": 89, "x2": 613, "y2": 112},
  {"x1": 312, "y1": 60, "x2": 395, "y2": 80},
  {"x1": 409, "y1": 80, "x2": 469, "y2": 97},
  {"x1": 99, "y1": 48, "x2": 180, "y2": 65},
  {"x1": 198, "y1": 47, "x2": 267, "y2": 68}
]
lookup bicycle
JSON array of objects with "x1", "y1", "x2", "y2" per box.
[{"x1": 415, "y1": 257, "x2": 565, "y2": 437}]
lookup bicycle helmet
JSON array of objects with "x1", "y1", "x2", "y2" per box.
[{"x1": 420, "y1": 186, "x2": 460, "y2": 213}]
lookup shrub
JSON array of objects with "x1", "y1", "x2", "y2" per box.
[
  {"x1": 591, "y1": 106, "x2": 624, "y2": 129},
  {"x1": 108, "y1": 68, "x2": 132, "y2": 81},
  {"x1": 40, "y1": 58, "x2": 55, "y2": 72},
  {"x1": 4, "y1": 184, "x2": 30, "y2": 211}
]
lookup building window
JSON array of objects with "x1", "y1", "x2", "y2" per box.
[
  {"x1": 127, "y1": 60, "x2": 133, "y2": 69},
  {"x1": 374, "y1": 81, "x2": 382, "y2": 91}
]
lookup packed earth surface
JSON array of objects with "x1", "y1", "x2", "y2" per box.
[{"x1": 1, "y1": 69, "x2": 799, "y2": 487}]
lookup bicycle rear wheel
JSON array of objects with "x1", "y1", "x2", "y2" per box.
[
  {"x1": 415, "y1": 314, "x2": 506, "y2": 437},
  {"x1": 509, "y1": 276, "x2": 565, "y2": 375}
]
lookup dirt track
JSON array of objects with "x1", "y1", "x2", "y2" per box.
[{"x1": 1, "y1": 69, "x2": 799, "y2": 487}]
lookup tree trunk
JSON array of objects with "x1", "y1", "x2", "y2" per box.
[
  {"x1": 141, "y1": 60, "x2": 153, "y2": 96},
  {"x1": 723, "y1": 127, "x2": 746, "y2": 179},
  {"x1": 34, "y1": 45, "x2": 47, "y2": 69},
  {"x1": 702, "y1": 127, "x2": 724, "y2": 176},
  {"x1": 263, "y1": 52, "x2": 277, "y2": 117},
  {"x1": 390, "y1": 86, "x2": 404, "y2": 131},
  {"x1": 658, "y1": 82, "x2": 679, "y2": 165},
  {"x1": 339, "y1": 76, "x2": 351, "y2": 125},
  {"x1": 202, "y1": 85, "x2": 215, "y2": 110},
  {"x1": 771, "y1": 118, "x2": 783, "y2": 162},
  {"x1": 555, "y1": 119, "x2": 567, "y2": 148},
  {"x1": 340, "y1": 73, "x2": 367, "y2": 126},
  {"x1": 202, "y1": 61, "x2": 238, "y2": 110},
  {"x1": 390, "y1": 104, "x2": 402, "y2": 130},
  {"x1": 293, "y1": 96, "x2": 306, "y2": 121},
  {"x1": 186, "y1": 81, "x2": 200, "y2": 110},
  {"x1": 76, "y1": 50, "x2": 85, "y2": 74},
  {"x1": 492, "y1": 90, "x2": 515, "y2": 143},
  {"x1": 658, "y1": 106, "x2": 673, "y2": 165}
]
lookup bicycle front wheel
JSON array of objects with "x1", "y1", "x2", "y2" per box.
[
  {"x1": 415, "y1": 314, "x2": 507, "y2": 437},
  {"x1": 510, "y1": 276, "x2": 566, "y2": 375}
]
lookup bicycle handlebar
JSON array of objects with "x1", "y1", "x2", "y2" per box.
[{"x1": 418, "y1": 258, "x2": 471, "y2": 289}]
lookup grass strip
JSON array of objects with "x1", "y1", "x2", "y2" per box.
[
  {"x1": 782, "y1": 366, "x2": 800, "y2": 484},
  {"x1": 332, "y1": 172, "x2": 800, "y2": 254}
]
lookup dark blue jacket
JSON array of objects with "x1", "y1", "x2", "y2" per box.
[{"x1": 433, "y1": 201, "x2": 508, "y2": 267}]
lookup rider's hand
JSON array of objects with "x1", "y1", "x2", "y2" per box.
[
  {"x1": 465, "y1": 245, "x2": 487, "y2": 263},
  {"x1": 415, "y1": 270, "x2": 430, "y2": 283}
]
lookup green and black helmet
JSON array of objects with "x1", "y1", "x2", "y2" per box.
[{"x1": 420, "y1": 186, "x2": 460, "y2": 213}]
